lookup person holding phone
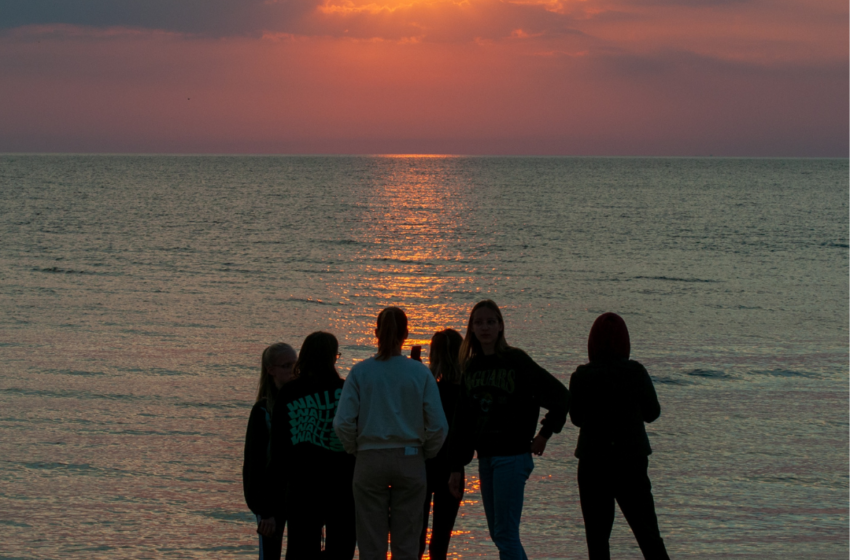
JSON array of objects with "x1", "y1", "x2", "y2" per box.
[
  {"x1": 447, "y1": 300, "x2": 570, "y2": 560},
  {"x1": 334, "y1": 307, "x2": 448, "y2": 560}
]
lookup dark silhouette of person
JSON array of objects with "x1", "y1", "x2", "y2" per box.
[
  {"x1": 419, "y1": 328, "x2": 465, "y2": 560},
  {"x1": 569, "y1": 313, "x2": 670, "y2": 560},
  {"x1": 270, "y1": 332, "x2": 356, "y2": 559}
]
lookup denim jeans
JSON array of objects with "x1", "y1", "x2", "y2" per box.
[{"x1": 478, "y1": 453, "x2": 534, "y2": 560}]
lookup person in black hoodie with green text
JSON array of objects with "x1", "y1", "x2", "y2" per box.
[
  {"x1": 270, "y1": 332, "x2": 356, "y2": 560},
  {"x1": 447, "y1": 300, "x2": 570, "y2": 560},
  {"x1": 569, "y1": 312, "x2": 670, "y2": 560}
]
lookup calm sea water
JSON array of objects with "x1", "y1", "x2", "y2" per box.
[{"x1": 0, "y1": 155, "x2": 847, "y2": 559}]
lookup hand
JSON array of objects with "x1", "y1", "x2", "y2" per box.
[
  {"x1": 530, "y1": 433, "x2": 549, "y2": 456},
  {"x1": 448, "y1": 471, "x2": 465, "y2": 500},
  {"x1": 257, "y1": 516, "x2": 277, "y2": 537}
]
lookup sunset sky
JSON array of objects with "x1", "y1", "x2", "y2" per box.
[{"x1": 1, "y1": 0, "x2": 847, "y2": 156}]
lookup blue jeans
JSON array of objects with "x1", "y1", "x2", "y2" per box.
[{"x1": 478, "y1": 453, "x2": 534, "y2": 560}]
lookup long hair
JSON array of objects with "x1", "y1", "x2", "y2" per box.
[
  {"x1": 257, "y1": 342, "x2": 296, "y2": 412},
  {"x1": 429, "y1": 328, "x2": 464, "y2": 383},
  {"x1": 294, "y1": 331, "x2": 341, "y2": 382},
  {"x1": 375, "y1": 306, "x2": 408, "y2": 361},
  {"x1": 587, "y1": 312, "x2": 631, "y2": 362},
  {"x1": 459, "y1": 299, "x2": 511, "y2": 362}
]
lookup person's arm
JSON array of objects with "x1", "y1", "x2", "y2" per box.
[
  {"x1": 446, "y1": 377, "x2": 476, "y2": 479},
  {"x1": 268, "y1": 393, "x2": 293, "y2": 527},
  {"x1": 635, "y1": 362, "x2": 661, "y2": 423},
  {"x1": 243, "y1": 403, "x2": 275, "y2": 521},
  {"x1": 526, "y1": 353, "x2": 570, "y2": 440},
  {"x1": 447, "y1": 388, "x2": 472, "y2": 498},
  {"x1": 422, "y1": 373, "x2": 449, "y2": 459},
  {"x1": 333, "y1": 373, "x2": 360, "y2": 455},
  {"x1": 568, "y1": 367, "x2": 585, "y2": 427}
]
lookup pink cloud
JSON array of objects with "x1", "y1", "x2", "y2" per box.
[{"x1": 0, "y1": 0, "x2": 845, "y2": 157}]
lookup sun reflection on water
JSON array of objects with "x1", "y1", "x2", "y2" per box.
[{"x1": 325, "y1": 157, "x2": 478, "y2": 365}]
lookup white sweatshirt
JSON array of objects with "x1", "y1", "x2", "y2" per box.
[{"x1": 333, "y1": 355, "x2": 448, "y2": 459}]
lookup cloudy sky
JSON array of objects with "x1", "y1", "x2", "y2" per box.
[{"x1": 1, "y1": 0, "x2": 846, "y2": 155}]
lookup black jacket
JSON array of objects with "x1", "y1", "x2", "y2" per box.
[
  {"x1": 569, "y1": 359, "x2": 660, "y2": 458},
  {"x1": 448, "y1": 348, "x2": 570, "y2": 470},
  {"x1": 242, "y1": 399, "x2": 274, "y2": 518}
]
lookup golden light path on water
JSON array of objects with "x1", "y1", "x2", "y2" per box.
[
  {"x1": 325, "y1": 154, "x2": 479, "y2": 361},
  {"x1": 316, "y1": 155, "x2": 486, "y2": 557}
]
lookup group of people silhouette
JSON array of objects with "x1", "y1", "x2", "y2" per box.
[{"x1": 243, "y1": 299, "x2": 670, "y2": 560}]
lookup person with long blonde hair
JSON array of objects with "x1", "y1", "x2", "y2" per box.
[
  {"x1": 243, "y1": 342, "x2": 297, "y2": 560},
  {"x1": 447, "y1": 300, "x2": 570, "y2": 560},
  {"x1": 334, "y1": 307, "x2": 448, "y2": 560}
]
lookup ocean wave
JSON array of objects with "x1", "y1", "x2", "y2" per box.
[
  {"x1": 685, "y1": 368, "x2": 732, "y2": 379},
  {"x1": 633, "y1": 276, "x2": 719, "y2": 283},
  {"x1": 34, "y1": 266, "x2": 118, "y2": 276},
  {"x1": 285, "y1": 296, "x2": 348, "y2": 306},
  {"x1": 651, "y1": 375, "x2": 694, "y2": 385},
  {"x1": 752, "y1": 369, "x2": 820, "y2": 379}
]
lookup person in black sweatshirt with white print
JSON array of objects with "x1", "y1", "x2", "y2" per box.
[{"x1": 447, "y1": 299, "x2": 570, "y2": 560}]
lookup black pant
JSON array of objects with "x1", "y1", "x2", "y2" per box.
[
  {"x1": 577, "y1": 454, "x2": 669, "y2": 560},
  {"x1": 419, "y1": 463, "x2": 462, "y2": 560},
  {"x1": 285, "y1": 476, "x2": 356, "y2": 560}
]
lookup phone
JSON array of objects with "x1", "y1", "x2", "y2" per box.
[{"x1": 410, "y1": 345, "x2": 422, "y2": 362}]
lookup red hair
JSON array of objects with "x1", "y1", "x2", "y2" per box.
[{"x1": 587, "y1": 312, "x2": 630, "y2": 362}]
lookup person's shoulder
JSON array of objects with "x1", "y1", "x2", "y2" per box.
[
  {"x1": 572, "y1": 362, "x2": 593, "y2": 375},
  {"x1": 504, "y1": 347, "x2": 538, "y2": 367},
  {"x1": 624, "y1": 359, "x2": 649, "y2": 374},
  {"x1": 348, "y1": 357, "x2": 376, "y2": 375},
  {"x1": 505, "y1": 347, "x2": 529, "y2": 358},
  {"x1": 251, "y1": 398, "x2": 269, "y2": 414},
  {"x1": 278, "y1": 377, "x2": 307, "y2": 398},
  {"x1": 398, "y1": 356, "x2": 433, "y2": 377}
]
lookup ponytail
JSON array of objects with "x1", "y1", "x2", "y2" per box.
[{"x1": 375, "y1": 307, "x2": 408, "y2": 361}]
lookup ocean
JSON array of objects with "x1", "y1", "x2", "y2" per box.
[{"x1": 0, "y1": 155, "x2": 847, "y2": 559}]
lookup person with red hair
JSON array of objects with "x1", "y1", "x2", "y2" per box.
[{"x1": 569, "y1": 313, "x2": 670, "y2": 560}]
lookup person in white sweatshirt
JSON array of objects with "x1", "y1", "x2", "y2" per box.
[{"x1": 333, "y1": 306, "x2": 448, "y2": 560}]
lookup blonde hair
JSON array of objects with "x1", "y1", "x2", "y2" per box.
[
  {"x1": 375, "y1": 307, "x2": 408, "y2": 361},
  {"x1": 459, "y1": 299, "x2": 510, "y2": 363},
  {"x1": 256, "y1": 342, "x2": 296, "y2": 412},
  {"x1": 429, "y1": 329, "x2": 463, "y2": 384}
]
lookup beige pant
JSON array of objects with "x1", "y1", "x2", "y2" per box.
[{"x1": 353, "y1": 448, "x2": 427, "y2": 560}]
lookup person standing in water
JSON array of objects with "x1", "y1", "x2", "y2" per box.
[
  {"x1": 448, "y1": 299, "x2": 570, "y2": 560},
  {"x1": 270, "y1": 331, "x2": 356, "y2": 560},
  {"x1": 334, "y1": 307, "x2": 448, "y2": 560},
  {"x1": 419, "y1": 328, "x2": 465, "y2": 560},
  {"x1": 243, "y1": 342, "x2": 297, "y2": 560},
  {"x1": 569, "y1": 312, "x2": 670, "y2": 560}
]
